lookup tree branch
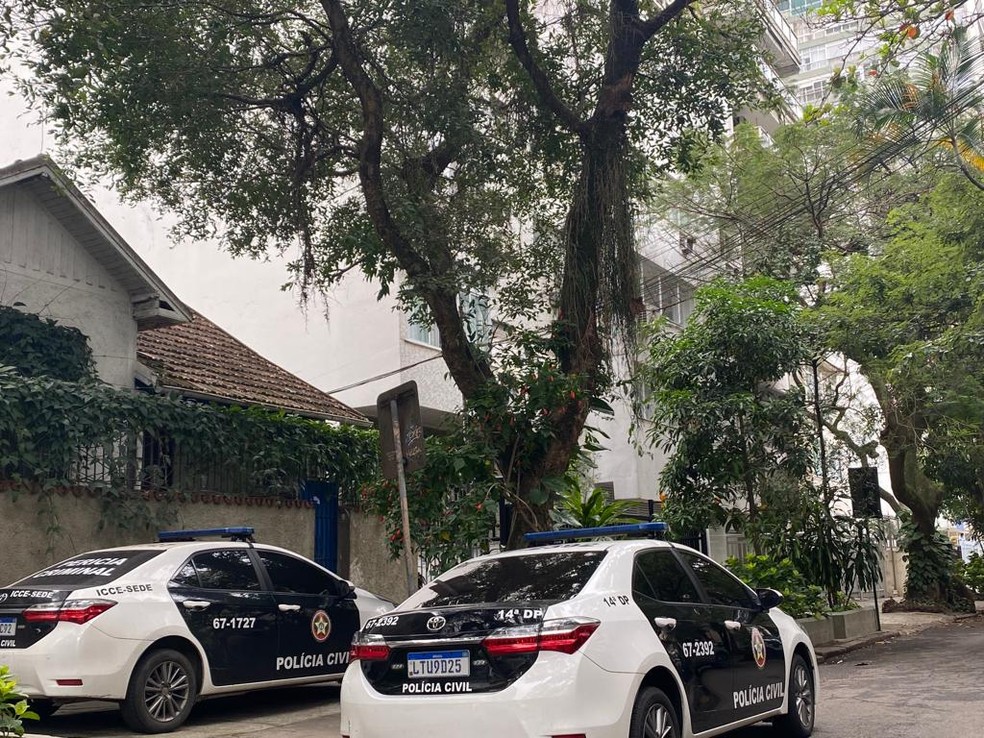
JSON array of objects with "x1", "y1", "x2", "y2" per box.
[
  {"x1": 639, "y1": 0, "x2": 695, "y2": 42},
  {"x1": 319, "y1": 0, "x2": 493, "y2": 398},
  {"x1": 504, "y1": 0, "x2": 585, "y2": 134}
]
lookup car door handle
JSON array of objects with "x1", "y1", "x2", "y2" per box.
[
  {"x1": 724, "y1": 620, "x2": 742, "y2": 631},
  {"x1": 278, "y1": 604, "x2": 302, "y2": 612},
  {"x1": 653, "y1": 617, "x2": 677, "y2": 631},
  {"x1": 182, "y1": 600, "x2": 211, "y2": 612}
]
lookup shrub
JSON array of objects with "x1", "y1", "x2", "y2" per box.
[
  {"x1": 726, "y1": 554, "x2": 829, "y2": 619},
  {"x1": 960, "y1": 553, "x2": 984, "y2": 597},
  {"x1": 0, "y1": 666, "x2": 37, "y2": 737}
]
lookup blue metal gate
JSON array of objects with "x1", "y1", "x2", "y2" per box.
[{"x1": 301, "y1": 480, "x2": 339, "y2": 572}]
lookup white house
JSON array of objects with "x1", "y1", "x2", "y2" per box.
[{"x1": 0, "y1": 156, "x2": 189, "y2": 387}]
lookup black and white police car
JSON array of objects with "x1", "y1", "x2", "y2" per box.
[
  {"x1": 0, "y1": 527, "x2": 393, "y2": 733},
  {"x1": 342, "y1": 523, "x2": 817, "y2": 738}
]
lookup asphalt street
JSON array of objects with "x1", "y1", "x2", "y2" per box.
[{"x1": 34, "y1": 616, "x2": 984, "y2": 738}]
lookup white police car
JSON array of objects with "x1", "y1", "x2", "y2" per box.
[
  {"x1": 0, "y1": 527, "x2": 393, "y2": 733},
  {"x1": 342, "y1": 523, "x2": 817, "y2": 738}
]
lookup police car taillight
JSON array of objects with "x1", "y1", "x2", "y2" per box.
[
  {"x1": 350, "y1": 632, "x2": 390, "y2": 662},
  {"x1": 482, "y1": 617, "x2": 600, "y2": 656},
  {"x1": 23, "y1": 599, "x2": 117, "y2": 625}
]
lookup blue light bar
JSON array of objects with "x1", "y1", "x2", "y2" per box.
[
  {"x1": 524, "y1": 522, "x2": 668, "y2": 545},
  {"x1": 158, "y1": 526, "x2": 255, "y2": 542}
]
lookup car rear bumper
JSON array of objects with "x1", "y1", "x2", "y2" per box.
[
  {"x1": 340, "y1": 651, "x2": 637, "y2": 738},
  {"x1": 0, "y1": 623, "x2": 143, "y2": 700}
]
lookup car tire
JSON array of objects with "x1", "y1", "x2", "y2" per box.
[
  {"x1": 121, "y1": 648, "x2": 198, "y2": 734},
  {"x1": 30, "y1": 699, "x2": 59, "y2": 720},
  {"x1": 629, "y1": 686, "x2": 679, "y2": 738},
  {"x1": 774, "y1": 653, "x2": 815, "y2": 737}
]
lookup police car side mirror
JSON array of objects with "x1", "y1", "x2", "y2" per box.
[
  {"x1": 340, "y1": 581, "x2": 357, "y2": 600},
  {"x1": 755, "y1": 588, "x2": 783, "y2": 611}
]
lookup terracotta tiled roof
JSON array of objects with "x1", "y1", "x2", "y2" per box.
[{"x1": 136, "y1": 311, "x2": 366, "y2": 424}]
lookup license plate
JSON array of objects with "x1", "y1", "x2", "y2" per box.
[
  {"x1": 407, "y1": 650, "x2": 470, "y2": 679},
  {"x1": 0, "y1": 618, "x2": 15, "y2": 637}
]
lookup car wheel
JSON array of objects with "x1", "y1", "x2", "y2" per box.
[
  {"x1": 629, "y1": 686, "x2": 679, "y2": 738},
  {"x1": 30, "y1": 699, "x2": 59, "y2": 720},
  {"x1": 774, "y1": 653, "x2": 815, "y2": 737},
  {"x1": 121, "y1": 648, "x2": 198, "y2": 734}
]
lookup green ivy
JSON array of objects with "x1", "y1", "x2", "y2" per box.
[
  {"x1": 0, "y1": 305, "x2": 94, "y2": 382},
  {"x1": 726, "y1": 554, "x2": 829, "y2": 620},
  {"x1": 0, "y1": 368, "x2": 379, "y2": 534}
]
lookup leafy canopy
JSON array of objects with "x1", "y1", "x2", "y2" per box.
[{"x1": 636, "y1": 276, "x2": 816, "y2": 541}]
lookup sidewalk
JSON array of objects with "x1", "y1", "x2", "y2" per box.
[{"x1": 814, "y1": 600, "x2": 984, "y2": 663}]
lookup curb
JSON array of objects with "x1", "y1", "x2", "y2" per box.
[{"x1": 814, "y1": 630, "x2": 901, "y2": 663}]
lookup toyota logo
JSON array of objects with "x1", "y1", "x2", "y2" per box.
[
  {"x1": 426, "y1": 615, "x2": 446, "y2": 632},
  {"x1": 0, "y1": 593, "x2": 7, "y2": 603}
]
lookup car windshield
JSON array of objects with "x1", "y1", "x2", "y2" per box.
[
  {"x1": 402, "y1": 550, "x2": 607, "y2": 609},
  {"x1": 10, "y1": 549, "x2": 163, "y2": 588}
]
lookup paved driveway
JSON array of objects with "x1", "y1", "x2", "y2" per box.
[{"x1": 37, "y1": 685, "x2": 340, "y2": 738}]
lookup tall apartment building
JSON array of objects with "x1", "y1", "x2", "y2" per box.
[{"x1": 779, "y1": 0, "x2": 984, "y2": 107}]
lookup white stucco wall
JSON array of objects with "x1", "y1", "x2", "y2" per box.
[
  {"x1": 323, "y1": 273, "x2": 404, "y2": 413},
  {"x1": 324, "y1": 272, "x2": 463, "y2": 424},
  {"x1": 0, "y1": 183, "x2": 138, "y2": 387}
]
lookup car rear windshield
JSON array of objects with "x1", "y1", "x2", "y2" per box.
[
  {"x1": 403, "y1": 550, "x2": 608, "y2": 609},
  {"x1": 11, "y1": 549, "x2": 164, "y2": 588}
]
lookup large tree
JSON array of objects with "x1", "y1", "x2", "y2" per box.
[
  {"x1": 0, "y1": 1, "x2": 769, "y2": 545},
  {"x1": 819, "y1": 173, "x2": 984, "y2": 607}
]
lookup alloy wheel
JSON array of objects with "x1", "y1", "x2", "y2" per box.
[
  {"x1": 792, "y1": 662, "x2": 815, "y2": 729},
  {"x1": 644, "y1": 703, "x2": 676, "y2": 738},
  {"x1": 143, "y1": 659, "x2": 191, "y2": 723}
]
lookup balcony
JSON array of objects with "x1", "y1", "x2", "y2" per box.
[{"x1": 756, "y1": 0, "x2": 801, "y2": 75}]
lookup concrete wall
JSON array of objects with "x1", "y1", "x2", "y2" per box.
[
  {"x1": 796, "y1": 616, "x2": 835, "y2": 647},
  {"x1": 0, "y1": 487, "x2": 315, "y2": 586},
  {"x1": 0, "y1": 184, "x2": 138, "y2": 387},
  {"x1": 340, "y1": 508, "x2": 413, "y2": 606},
  {"x1": 830, "y1": 607, "x2": 879, "y2": 640}
]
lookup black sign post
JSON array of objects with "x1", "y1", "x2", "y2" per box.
[
  {"x1": 848, "y1": 466, "x2": 883, "y2": 631},
  {"x1": 377, "y1": 381, "x2": 425, "y2": 597}
]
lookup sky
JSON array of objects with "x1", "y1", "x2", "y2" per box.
[{"x1": 0, "y1": 79, "x2": 344, "y2": 393}]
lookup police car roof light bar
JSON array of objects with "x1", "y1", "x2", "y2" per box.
[
  {"x1": 524, "y1": 522, "x2": 669, "y2": 546},
  {"x1": 158, "y1": 526, "x2": 256, "y2": 543}
]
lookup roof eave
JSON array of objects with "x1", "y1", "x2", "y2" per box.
[
  {"x1": 0, "y1": 157, "x2": 191, "y2": 325},
  {"x1": 156, "y1": 385, "x2": 372, "y2": 427}
]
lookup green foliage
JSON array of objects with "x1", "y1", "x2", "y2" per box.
[
  {"x1": 360, "y1": 327, "x2": 613, "y2": 566},
  {"x1": 0, "y1": 305, "x2": 94, "y2": 382},
  {"x1": 898, "y1": 515, "x2": 975, "y2": 611},
  {"x1": 0, "y1": 368, "x2": 379, "y2": 533},
  {"x1": 959, "y1": 552, "x2": 984, "y2": 596},
  {"x1": 0, "y1": 666, "x2": 38, "y2": 738},
  {"x1": 818, "y1": 172, "x2": 984, "y2": 608},
  {"x1": 636, "y1": 276, "x2": 816, "y2": 545},
  {"x1": 359, "y1": 425, "x2": 498, "y2": 575},
  {"x1": 768, "y1": 499, "x2": 884, "y2": 608},
  {"x1": 552, "y1": 487, "x2": 635, "y2": 529},
  {"x1": 725, "y1": 554, "x2": 828, "y2": 620},
  {"x1": 852, "y1": 27, "x2": 984, "y2": 191}
]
